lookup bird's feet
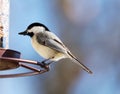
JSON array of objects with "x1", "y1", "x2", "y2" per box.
[
  {"x1": 41, "y1": 61, "x2": 50, "y2": 70},
  {"x1": 37, "y1": 61, "x2": 53, "y2": 71}
]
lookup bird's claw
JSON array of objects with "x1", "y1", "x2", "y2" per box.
[
  {"x1": 42, "y1": 62, "x2": 50, "y2": 69},
  {"x1": 37, "y1": 61, "x2": 50, "y2": 71}
]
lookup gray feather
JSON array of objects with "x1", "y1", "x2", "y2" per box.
[{"x1": 36, "y1": 32, "x2": 67, "y2": 54}]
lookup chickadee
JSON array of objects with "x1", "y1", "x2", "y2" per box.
[{"x1": 18, "y1": 22, "x2": 92, "y2": 74}]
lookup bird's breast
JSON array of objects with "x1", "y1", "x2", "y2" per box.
[{"x1": 31, "y1": 37, "x2": 57, "y2": 59}]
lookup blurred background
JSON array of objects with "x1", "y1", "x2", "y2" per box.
[{"x1": 0, "y1": 0, "x2": 120, "y2": 94}]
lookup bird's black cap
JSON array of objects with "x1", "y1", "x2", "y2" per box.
[{"x1": 27, "y1": 22, "x2": 50, "y2": 31}]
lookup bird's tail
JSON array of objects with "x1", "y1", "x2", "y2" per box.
[{"x1": 67, "y1": 51, "x2": 93, "y2": 74}]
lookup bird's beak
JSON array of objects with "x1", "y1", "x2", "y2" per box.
[{"x1": 18, "y1": 31, "x2": 28, "y2": 35}]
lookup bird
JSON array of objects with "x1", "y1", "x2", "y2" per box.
[{"x1": 18, "y1": 22, "x2": 92, "y2": 74}]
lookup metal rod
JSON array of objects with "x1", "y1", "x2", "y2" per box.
[
  {"x1": 20, "y1": 63, "x2": 40, "y2": 72},
  {"x1": 0, "y1": 69, "x2": 49, "y2": 78},
  {"x1": 0, "y1": 57, "x2": 50, "y2": 78},
  {"x1": 0, "y1": 72, "x2": 40, "y2": 78},
  {"x1": 0, "y1": 57, "x2": 38, "y2": 65}
]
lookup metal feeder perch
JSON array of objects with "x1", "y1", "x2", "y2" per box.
[
  {"x1": 0, "y1": 0, "x2": 49, "y2": 78},
  {"x1": 0, "y1": 48, "x2": 50, "y2": 78}
]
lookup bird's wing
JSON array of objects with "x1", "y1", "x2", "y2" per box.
[{"x1": 36, "y1": 32, "x2": 68, "y2": 54}]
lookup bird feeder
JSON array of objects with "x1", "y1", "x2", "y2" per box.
[{"x1": 0, "y1": 0, "x2": 49, "y2": 78}]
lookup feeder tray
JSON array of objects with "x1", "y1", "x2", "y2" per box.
[
  {"x1": 0, "y1": 48, "x2": 20, "y2": 70},
  {"x1": 0, "y1": 48, "x2": 49, "y2": 78}
]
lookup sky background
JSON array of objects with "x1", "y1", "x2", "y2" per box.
[{"x1": 0, "y1": 0, "x2": 120, "y2": 94}]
